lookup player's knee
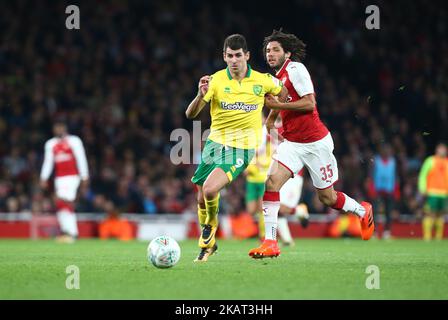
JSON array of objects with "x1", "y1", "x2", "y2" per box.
[
  {"x1": 265, "y1": 176, "x2": 280, "y2": 192},
  {"x1": 202, "y1": 184, "x2": 218, "y2": 200}
]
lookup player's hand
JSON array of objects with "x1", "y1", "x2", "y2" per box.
[
  {"x1": 198, "y1": 75, "x2": 210, "y2": 97},
  {"x1": 40, "y1": 180, "x2": 49, "y2": 190},
  {"x1": 80, "y1": 179, "x2": 90, "y2": 191},
  {"x1": 264, "y1": 94, "x2": 282, "y2": 109}
]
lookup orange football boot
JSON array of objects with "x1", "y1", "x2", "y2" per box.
[
  {"x1": 249, "y1": 239, "x2": 281, "y2": 259},
  {"x1": 360, "y1": 201, "x2": 374, "y2": 240}
]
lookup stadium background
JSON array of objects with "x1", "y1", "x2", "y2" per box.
[{"x1": 0, "y1": 0, "x2": 447, "y2": 239}]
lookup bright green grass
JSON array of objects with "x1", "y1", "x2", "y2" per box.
[{"x1": 0, "y1": 239, "x2": 447, "y2": 299}]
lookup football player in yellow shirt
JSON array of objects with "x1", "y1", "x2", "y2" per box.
[{"x1": 186, "y1": 34, "x2": 287, "y2": 262}]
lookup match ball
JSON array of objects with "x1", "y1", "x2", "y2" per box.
[{"x1": 147, "y1": 236, "x2": 181, "y2": 269}]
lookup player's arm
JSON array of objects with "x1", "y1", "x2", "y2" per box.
[
  {"x1": 185, "y1": 75, "x2": 210, "y2": 119},
  {"x1": 264, "y1": 77, "x2": 288, "y2": 130},
  {"x1": 72, "y1": 137, "x2": 89, "y2": 187},
  {"x1": 40, "y1": 140, "x2": 54, "y2": 189},
  {"x1": 418, "y1": 157, "x2": 433, "y2": 195},
  {"x1": 265, "y1": 63, "x2": 316, "y2": 113},
  {"x1": 265, "y1": 93, "x2": 315, "y2": 113}
]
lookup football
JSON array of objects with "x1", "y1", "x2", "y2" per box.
[{"x1": 147, "y1": 236, "x2": 181, "y2": 269}]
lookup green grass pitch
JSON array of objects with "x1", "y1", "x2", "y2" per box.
[{"x1": 0, "y1": 238, "x2": 447, "y2": 299}]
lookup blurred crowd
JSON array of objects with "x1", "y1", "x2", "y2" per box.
[{"x1": 0, "y1": 0, "x2": 446, "y2": 219}]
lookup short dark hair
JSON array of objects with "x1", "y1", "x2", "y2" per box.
[
  {"x1": 263, "y1": 29, "x2": 306, "y2": 62},
  {"x1": 223, "y1": 34, "x2": 248, "y2": 53},
  {"x1": 53, "y1": 119, "x2": 67, "y2": 127}
]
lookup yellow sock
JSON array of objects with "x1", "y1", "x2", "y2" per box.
[
  {"x1": 435, "y1": 216, "x2": 445, "y2": 240},
  {"x1": 205, "y1": 194, "x2": 220, "y2": 228},
  {"x1": 422, "y1": 216, "x2": 434, "y2": 241},
  {"x1": 258, "y1": 211, "x2": 265, "y2": 239},
  {"x1": 198, "y1": 205, "x2": 207, "y2": 228}
]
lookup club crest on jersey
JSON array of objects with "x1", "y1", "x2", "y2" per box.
[{"x1": 252, "y1": 85, "x2": 263, "y2": 96}]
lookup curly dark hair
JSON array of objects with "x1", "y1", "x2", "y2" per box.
[{"x1": 263, "y1": 29, "x2": 306, "y2": 62}]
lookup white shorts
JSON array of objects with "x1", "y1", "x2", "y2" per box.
[
  {"x1": 54, "y1": 175, "x2": 81, "y2": 202},
  {"x1": 272, "y1": 133, "x2": 339, "y2": 190},
  {"x1": 280, "y1": 174, "x2": 304, "y2": 208}
]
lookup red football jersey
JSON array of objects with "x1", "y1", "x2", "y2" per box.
[
  {"x1": 40, "y1": 135, "x2": 89, "y2": 180},
  {"x1": 276, "y1": 59, "x2": 328, "y2": 143}
]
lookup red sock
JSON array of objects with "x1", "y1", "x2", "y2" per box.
[
  {"x1": 331, "y1": 191, "x2": 346, "y2": 210},
  {"x1": 263, "y1": 191, "x2": 280, "y2": 202},
  {"x1": 55, "y1": 199, "x2": 74, "y2": 212}
]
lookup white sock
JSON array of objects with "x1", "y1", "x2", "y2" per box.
[
  {"x1": 341, "y1": 194, "x2": 366, "y2": 218},
  {"x1": 57, "y1": 210, "x2": 78, "y2": 237},
  {"x1": 263, "y1": 201, "x2": 280, "y2": 240},
  {"x1": 277, "y1": 217, "x2": 293, "y2": 243}
]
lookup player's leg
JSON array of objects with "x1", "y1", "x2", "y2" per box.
[
  {"x1": 54, "y1": 176, "x2": 80, "y2": 243},
  {"x1": 191, "y1": 140, "x2": 221, "y2": 261},
  {"x1": 434, "y1": 214, "x2": 445, "y2": 240},
  {"x1": 249, "y1": 160, "x2": 292, "y2": 258},
  {"x1": 278, "y1": 177, "x2": 301, "y2": 246},
  {"x1": 434, "y1": 197, "x2": 446, "y2": 240},
  {"x1": 382, "y1": 194, "x2": 394, "y2": 239},
  {"x1": 422, "y1": 196, "x2": 437, "y2": 241},
  {"x1": 195, "y1": 143, "x2": 255, "y2": 261},
  {"x1": 422, "y1": 213, "x2": 435, "y2": 241},
  {"x1": 202, "y1": 144, "x2": 255, "y2": 232},
  {"x1": 246, "y1": 182, "x2": 266, "y2": 239},
  {"x1": 255, "y1": 196, "x2": 265, "y2": 239},
  {"x1": 193, "y1": 169, "x2": 227, "y2": 262},
  {"x1": 202, "y1": 167, "x2": 228, "y2": 229},
  {"x1": 305, "y1": 134, "x2": 374, "y2": 240},
  {"x1": 278, "y1": 174, "x2": 309, "y2": 245},
  {"x1": 196, "y1": 185, "x2": 207, "y2": 229}
]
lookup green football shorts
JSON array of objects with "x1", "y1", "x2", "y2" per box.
[
  {"x1": 425, "y1": 196, "x2": 448, "y2": 213},
  {"x1": 191, "y1": 139, "x2": 255, "y2": 186},
  {"x1": 245, "y1": 181, "x2": 265, "y2": 202}
]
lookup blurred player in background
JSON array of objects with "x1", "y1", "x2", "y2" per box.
[
  {"x1": 249, "y1": 29, "x2": 374, "y2": 259},
  {"x1": 245, "y1": 124, "x2": 271, "y2": 240},
  {"x1": 186, "y1": 34, "x2": 287, "y2": 262},
  {"x1": 40, "y1": 121, "x2": 89, "y2": 243},
  {"x1": 371, "y1": 144, "x2": 397, "y2": 239},
  {"x1": 245, "y1": 118, "x2": 309, "y2": 246},
  {"x1": 418, "y1": 142, "x2": 448, "y2": 241}
]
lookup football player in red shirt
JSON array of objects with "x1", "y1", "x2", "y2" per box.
[{"x1": 249, "y1": 30, "x2": 374, "y2": 259}]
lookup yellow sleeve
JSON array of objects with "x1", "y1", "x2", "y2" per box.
[
  {"x1": 418, "y1": 157, "x2": 433, "y2": 194},
  {"x1": 203, "y1": 75, "x2": 216, "y2": 103},
  {"x1": 264, "y1": 73, "x2": 283, "y2": 96}
]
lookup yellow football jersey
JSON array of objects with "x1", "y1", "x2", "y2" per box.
[
  {"x1": 246, "y1": 152, "x2": 271, "y2": 183},
  {"x1": 203, "y1": 65, "x2": 283, "y2": 149},
  {"x1": 246, "y1": 131, "x2": 274, "y2": 183}
]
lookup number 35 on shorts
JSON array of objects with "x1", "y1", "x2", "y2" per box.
[{"x1": 320, "y1": 164, "x2": 333, "y2": 182}]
